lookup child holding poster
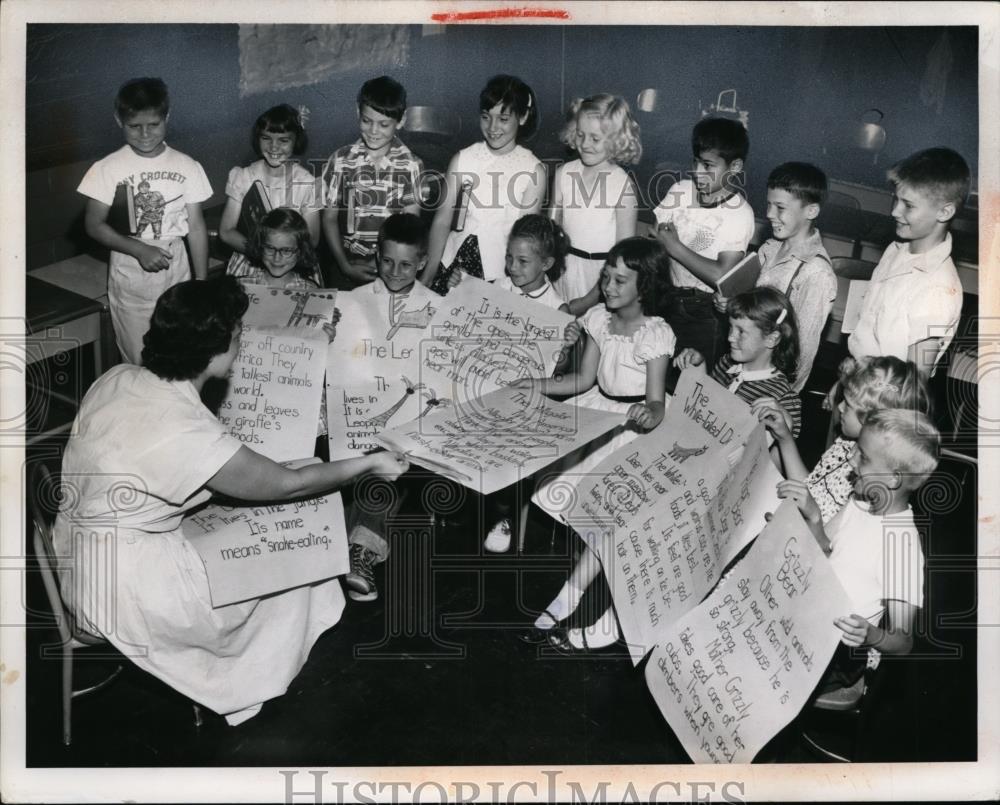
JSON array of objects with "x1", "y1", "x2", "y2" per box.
[
  {"x1": 755, "y1": 355, "x2": 931, "y2": 523},
  {"x1": 675, "y1": 286, "x2": 802, "y2": 437},
  {"x1": 341, "y1": 213, "x2": 439, "y2": 601},
  {"x1": 518, "y1": 237, "x2": 675, "y2": 647},
  {"x1": 777, "y1": 409, "x2": 939, "y2": 689},
  {"x1": 481, "y1": 214, "x2": 571, "y2": 552},
  {"x1": 219, "y1": 104, "x2": 320, "y2": 278}
]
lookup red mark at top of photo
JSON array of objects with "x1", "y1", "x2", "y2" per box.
[{"x1": 430, "y1": 7, "x2": 570, "y2": 22}]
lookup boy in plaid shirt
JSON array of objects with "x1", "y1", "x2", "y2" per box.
[{"x1": 322, "y1": 76, "x2": 424, "y2": 289}]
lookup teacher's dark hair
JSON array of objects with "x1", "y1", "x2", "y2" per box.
[{"x1": 142, "y1": 276, "x2": 249, "y2": 380}]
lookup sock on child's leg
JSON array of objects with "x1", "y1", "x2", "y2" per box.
[
  {"x1": 567, "y1": 606, "x2": 620, "y2": 650},
  {"x1": 534, "y1": 580, "x2": 584, "y2": 630}
]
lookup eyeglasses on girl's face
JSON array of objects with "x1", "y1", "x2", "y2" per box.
[{"x1": 261, "y1": 243, "x2": 299, "y2": 259}]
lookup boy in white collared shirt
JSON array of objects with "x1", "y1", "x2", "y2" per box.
[
  {"x1": 848, "y1": 147, "x2": 969, "y2": 376},
  {"x1": 341, "y1": 214, "x2": 437, "y2": 601}
]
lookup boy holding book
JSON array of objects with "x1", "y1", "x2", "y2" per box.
[
  {"x1": 654, "y1": 117, "x2": 756, "y2": 371},
  {"x1": 716, "y1": 162, "x2": 836, "y2": 392},
  {"x1": 322, "y1": 76, "x2": 424, "y2": 290},
  {"x1": 78, "y1": 77, "x2": 212, "y2": 364}
]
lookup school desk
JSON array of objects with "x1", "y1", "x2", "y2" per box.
[
  {"x1": 29, "y1": 252, "x2": 227, "y2": 369},
  {"x1": 25, "y1": 275, "x2": 105, "y2": 374}
]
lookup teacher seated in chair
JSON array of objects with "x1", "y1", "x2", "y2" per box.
[{"x1": 52, "y1": 275, "x2": 408, "y2": 725}]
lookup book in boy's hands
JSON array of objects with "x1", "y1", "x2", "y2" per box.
[
  {"x1": 452, "y1": 179, "x2": 472, "y2": 231},
  {"x1": 236, "y1": 180, "x2": 272, "y2": 240},
  {"x1": 107, "y1": 181, "x2": 137, "y2": 236},
  {"x1": 714, "y1": 251, "x2": 762, "y2": 298},
  {"x1": 840, "y1": 279, "x2": 870, "y2": 334}
]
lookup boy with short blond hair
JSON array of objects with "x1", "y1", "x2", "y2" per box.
[
  {"x1": 848, "y1": 147, "x2": 970, "y2": 375},
  {"x1": 78, "y1": 77, "x2": 212, "y2": 364},
  {"x1": 322, "y1": 76, "x2": 424, "y2": 289},
  {"x1": 779, "y1": 408, "x2": 938, "y2": 688}
]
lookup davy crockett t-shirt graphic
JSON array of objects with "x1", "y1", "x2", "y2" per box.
[{"x1": 78, "y1": 144, "x2": 213, "y2": 240}]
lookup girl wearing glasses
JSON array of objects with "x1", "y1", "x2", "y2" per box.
[{"x1": 241, "y1": 208, "x2": 324, "y2": 289}]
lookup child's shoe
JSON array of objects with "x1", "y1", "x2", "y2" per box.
[
  {"x1": 548, "y1": 606, "x2": 620, "y2": 652},
  {"x1": 345, "y1": 543, "x2": 379, "y2": 602},
  {"x1": 483, "y1": 518, "x2": 512, "y2": 553}
]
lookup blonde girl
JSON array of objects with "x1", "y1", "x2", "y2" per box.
[
  {"x1": 756, "y1": 355, "x2": 932, "y2": 523},
  {"x1": 554, "y1": 94, "x2": 642, "y2": 312}
]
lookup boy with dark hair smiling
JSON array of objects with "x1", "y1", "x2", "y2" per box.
[
  {"x1": 322, "y1": 76, "x2": 424, "y2": 289},
  {"x1": 848, "y1": 147, "x2": 970, "y2": 375},
  {"x1": 654, "y1": 117, "x2": 755, "y2": 370}
]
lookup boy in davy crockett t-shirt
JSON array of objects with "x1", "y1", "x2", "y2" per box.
[{"x1": 78, "y1": 77, "x2": 212, "y2": 364}]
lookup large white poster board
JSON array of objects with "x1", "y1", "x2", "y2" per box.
[
  {"x1": 560, "y1": 371, "x2": 775, "y2": 663},
  {"x1": 218, "y1": 325, "x2": 329, "y2": 461},
  {"x1": 183, "y1": 460, "x2": 349, "y2": 607},
  {"x1": 644, "y1": 500, "x2": 852, "y2": 763},
  {"x1": 326, "y1": 283, "x2": 438, "y2": 459},
  {"x1": 375, "y1": 386, "x2": 623, "y2": 495},
  {"x1": 419, "y1": 276, "x2": 572, "y2": 400}
]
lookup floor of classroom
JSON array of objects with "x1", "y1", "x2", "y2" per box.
[{"x1": 22, "y1": 349, "x2": 979, "y2": 768}]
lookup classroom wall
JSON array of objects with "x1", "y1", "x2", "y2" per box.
[{"x1": 24, "y1": 23, "x2": 978, "y2": 269}]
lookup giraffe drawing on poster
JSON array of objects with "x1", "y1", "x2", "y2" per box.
[
  {"x1": 385, "y1": 296, "x2": 435, "y2": 340},
  {"x1": 362, "y1": 376, "x2": 424, "y2": 428}
]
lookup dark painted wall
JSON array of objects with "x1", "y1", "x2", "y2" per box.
[{"x1": 24, "y1": 23, "x2": 978, "y2": 268}]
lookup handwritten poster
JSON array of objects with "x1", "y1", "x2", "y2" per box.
[
  {"x1": 218, "y1": 325, "x2": 329, "y2": 462},
  {"x1": 326, "y1": 283, "x2": 438, "y2": 458},
  {"x1": 574, "y1": 424, "x2": 783, "y2": 664},
  {"x1": 240, "y1": 284, "x2": 337, "y2": 329},
  {"x1": 374, "y1": 386, "x2": 623, "y2": 495},
  {"x1": 329, "y1": 283, "x2": 436, "y2": 381},
  {"x1": 326, "y1": 375, "x2": 434, "y2": 460},
  {"x1": 183, "y1": 463, "x2": 349, "y2": 607},
  {"x1": 644, "y1": 500, "x2": 852, "y2": 763},
  {"x1": 419, "y1": 276, "x2": 572, "y2": 402},
  {"x1": 557, "y1": 371, "x2": 775, "y2": 664}
]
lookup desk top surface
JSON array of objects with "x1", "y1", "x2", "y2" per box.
[
  {"x1": 25, "y1": 275, "x2": 103, "y2": 332},
  {"x1": 29, "y1": 252, "x2": 108, "y2": 302}
]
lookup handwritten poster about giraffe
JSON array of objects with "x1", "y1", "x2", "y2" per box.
[
  {"x1": 240, "y1": 284, "x2": 337, "y2": 330},
  {"x1": 645, "y1": 500, "x2": 851, "y2": 763},
  {"x1": 375, "y1": 386, "x2": 623, "y2": 495},
  {"x1": 419, "y1": 276, "x2": 573, "y2": 403},
  {"x1": 183, "y1": 460, "x2": 349, "y2": 607},
  {"x1": 218, "y1": 325, "x2": 329, "y2": 462}
]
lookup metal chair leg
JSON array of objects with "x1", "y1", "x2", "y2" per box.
[{"x1": 62, "y1": 647, "x2": 73, "y2": 746}]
